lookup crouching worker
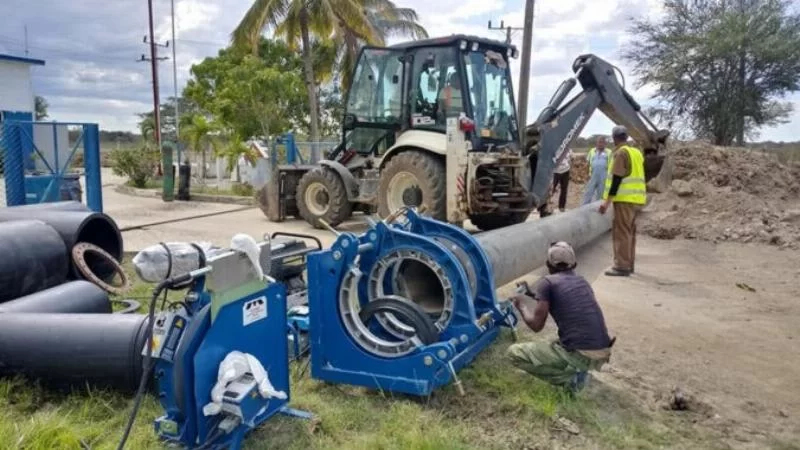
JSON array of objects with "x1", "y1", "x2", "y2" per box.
[{"x1": 506, "y1": 242, "x2": 614, "y2": 393}]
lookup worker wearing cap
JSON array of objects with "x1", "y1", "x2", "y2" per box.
[
  {"x1": 507, "y1": 242, "x2": 613, "y2": 393},
  {"x1": 599, "y1": 126, "x2": 647, "y2": 276},
  {"x1": 582, "y1": 136, "x2": 610, "y2": 204}
]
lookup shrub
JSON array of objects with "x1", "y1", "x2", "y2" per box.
[
  {"x1": 231, "y1": 182, "x2": 254, "y2": 197},
  {"x1": 109, "y1": 145, "x2": 160, "y2": 188}
]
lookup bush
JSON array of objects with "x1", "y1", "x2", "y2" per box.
[
  {"x1": 231, "y1": 182, "x2": 254, "y2": 197},
  {"x1": 109, "y1": 145, "x2": 160, "y2": 188}
]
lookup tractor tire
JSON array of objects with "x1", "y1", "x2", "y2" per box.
[
  {"x1": 378, "y1": 151, "x2": 446, "y2": 221},
  {"x1": 256, "y1": 174, "x2": 282, "y2": 222},
  {"x1": 296, "y1": 168, "x2": 353, "y2": 229},
  {"x1": 469, "y1": 210, "x2": 531, "y2": 231}
]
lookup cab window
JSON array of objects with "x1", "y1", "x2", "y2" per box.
[{"x1": 409, "y1": 47, "x2": 463, "y2": 131}]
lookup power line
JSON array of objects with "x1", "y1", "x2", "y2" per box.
[{"x1": 488, "y1": 20, "x2": 524, "y2": 45}]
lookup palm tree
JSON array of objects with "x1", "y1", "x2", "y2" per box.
[
  {"x1": 181, "y1": 114, "x2": 220, "y2": 180},
  {"x1": 337, "y1": 1, "x2": 428, "y2": 92},
  {"x1": 232, "y1": 0, "x2": 377, "y2": 150}
]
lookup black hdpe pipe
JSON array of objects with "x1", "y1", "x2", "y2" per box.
[
  {"x1": 0, "y1": 207, "x2": 123, "y2": 281},
  {"x1": 0, "y1": 313, "x2": 149, "y2": 392},
  {"x1": 0, "y1": 220, "x2": 69, "y2": 303},
  {"x1": 0, "y1": 280, "x2": 111, "y2": 314}
]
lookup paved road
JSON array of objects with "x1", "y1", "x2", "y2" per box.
[{"x1": 1, "y1": 169, "x2": 344, "y2": 252}]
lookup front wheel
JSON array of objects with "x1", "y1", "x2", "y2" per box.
[
  {"x1": 377, "y1": 151, "x2": 446, "y2": 221},
  {"x1": 296, "y1": 168, "x2": 353, "y2": 228}
]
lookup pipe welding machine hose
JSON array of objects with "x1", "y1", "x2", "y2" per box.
[{"x1": 117, "y1": 268, "x2": 208, "y2": 450}]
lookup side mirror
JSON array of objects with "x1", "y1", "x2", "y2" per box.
[{"x1": 343, "y1": 113, "x2": 357, "y2": 131}]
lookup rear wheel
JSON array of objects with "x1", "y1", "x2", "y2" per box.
[
  {"x1": 296, "y1": 168, "x2": 353, "y2": 228},
  {"x1": 469, "y1": 210, "x2": 531, "y2": 231},
  {"x1": 378, "y1": 151, "x2": 446, "y2": 221}
]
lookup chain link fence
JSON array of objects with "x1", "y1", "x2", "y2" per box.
[{"x1": 1, "y1": 120, "x2": 102, "y2": 210}]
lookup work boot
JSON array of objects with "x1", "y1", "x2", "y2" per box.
[{"x1": 604, "y1": 267, "x2": 631, "y2": 277}]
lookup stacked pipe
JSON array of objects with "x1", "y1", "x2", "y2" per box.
[{"x1": 0, "y1": 201, "x2": 131, "y2": 389}]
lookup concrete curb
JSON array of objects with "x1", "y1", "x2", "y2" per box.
[{"x1": 114, "y1": 185, "x2": 254, "y2": 206}]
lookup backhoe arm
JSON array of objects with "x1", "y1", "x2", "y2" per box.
[{"x1": 524, "y1": 54, "x2": 670, "y2": 206}]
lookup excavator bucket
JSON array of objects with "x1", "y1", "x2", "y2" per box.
[{"x1": 643, "y1": 129, "x2": 672, "y2": 193}]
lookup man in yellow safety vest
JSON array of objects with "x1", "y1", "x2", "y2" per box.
[{"x1": 598, "y1": 126, "x2": 646, "y2": 277}]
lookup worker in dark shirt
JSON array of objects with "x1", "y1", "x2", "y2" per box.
[{"x1": 506, "y1": 241, "x2": 613, "y2": 392}]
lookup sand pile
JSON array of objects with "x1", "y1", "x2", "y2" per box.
[{"x1": 640, "y1": 142, "x2": 800, "y2": 248}]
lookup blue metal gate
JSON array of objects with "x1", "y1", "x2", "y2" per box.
[{"x1": 0, "y1": 120, "x2": 103, "y2": 212}]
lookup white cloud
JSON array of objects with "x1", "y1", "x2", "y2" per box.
[{"x1": 1, "y1": 0, "x2": 794, "y2": 141}]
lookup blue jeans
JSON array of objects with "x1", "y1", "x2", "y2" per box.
[{"x1": 582, "y1": 172, "x2": 607, "y2": 205}]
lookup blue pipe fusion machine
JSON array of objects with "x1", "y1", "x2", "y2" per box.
[
  {"x1": 147, "y1": 238, "x2": 310, "y2": 449},
  {"x1": 307, "y1": 209, "x2": 518, "y2": 396}
]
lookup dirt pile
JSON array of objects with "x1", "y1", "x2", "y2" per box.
[
  {"x1": 640, "y1": 142, "x2": 800, "y2": 248},
  {"x1": 570, "y1": 154, "x2": 590, "y2": 184}
]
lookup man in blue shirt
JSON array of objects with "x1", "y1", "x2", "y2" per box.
[
  {"x1": 507, "y1": 242, "x2": 613, "y2": 392},
  {"x1": 582, "y1": 136, "x2": 610, "y2": 204}
]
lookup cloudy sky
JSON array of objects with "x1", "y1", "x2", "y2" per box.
[{"x1": 1, "y1": 0, "x2": 798, "y2": 141}]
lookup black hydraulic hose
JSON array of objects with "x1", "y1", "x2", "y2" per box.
[
  {"x1": 359, "y1": 297, "x2": 439, "y2": 345},
  {"x1": 116, "y1": 283, "x2": 167, "y2": 450},
  {"x1": 117, "y1": 269, "x2": 204, "y2": 450},
  {"x1": 119, "y1": 206, "x2": 256, "y2": 232}
]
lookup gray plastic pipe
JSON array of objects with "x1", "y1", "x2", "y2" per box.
[{"x1": 476, "y1": 201, "x2": 613, "y2": 287}]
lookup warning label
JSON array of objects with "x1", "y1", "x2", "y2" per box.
[{"x1": 243, "y1": 296, "x2": 268, "y2": 326}]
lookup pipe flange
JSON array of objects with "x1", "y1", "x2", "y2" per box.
[
  {"x1": 339, "y1": 268, "x2": 422, "y2": 358},
  {"x1": 72, "y1": 242, "x2": 130, "y2": 295},
  {"x1": 368, "y1": 249, "x2": 454, "y2": 338}
]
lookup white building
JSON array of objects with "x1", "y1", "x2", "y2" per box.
[{"x1": 0, "y1": 53, "x2": 45, "y2": 122}]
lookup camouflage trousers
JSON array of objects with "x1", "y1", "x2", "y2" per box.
[{"x1": 506, "y1": 339, "x2": 609, "y2": 387}]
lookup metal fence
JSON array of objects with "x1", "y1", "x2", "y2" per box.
[{"x1": 0, "y1": 120, "x2": 102, "y2": 211}]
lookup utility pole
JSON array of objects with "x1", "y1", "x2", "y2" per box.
[
  {"x1": 170, "y1": 0, "x2": 180, "y2": 148},
  {"x1": 488, "y1": 20, "x2": 523, "y2": 44},
  {"x1": 517, "y1": 0, "x2": 535, "y2": 143},
  {"x1": 139, "y1": 0, "x2": 169, "y2": 151}
]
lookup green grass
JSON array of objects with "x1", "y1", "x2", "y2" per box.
[
  {"x1": 0, "y1": 263, "x2": 721, "y2": 450},
  {"x1": 124, "y1": 178, "x2": 253, "y2": 197}
]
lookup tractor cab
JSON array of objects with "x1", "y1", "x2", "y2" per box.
[{"x1": 332, "y1": 35, "x2": 521, "y2": 165}]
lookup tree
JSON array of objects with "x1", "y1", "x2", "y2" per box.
[
  {"x1": 231, "y1": 0, "x2": 378, "y2": 148},
  {"x1": 137, "y1": 96, "x2": 200, "y2": 143},
  {"x1": 35, "y1": 95, "x2": 48, "y2": 121},
  {"x1": 337, "y1": 2, "x2": 428, "y2": 92},
  {"x1": 624, "y1": 0, "x2": 800, "y2": 145},
  {"x1": 181, "y1": 114, "x2": 221, "y2": 179},
  {"x1": 184, "y1": 42, "x2": 307, "y2": 140}
]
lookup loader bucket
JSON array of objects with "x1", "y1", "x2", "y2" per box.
[{"x1": 256, "y1": 174, "x2": 283, "y2": 222}]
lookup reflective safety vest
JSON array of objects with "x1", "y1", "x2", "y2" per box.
[{"x1": 603, "y1": 145, "x2": 646, "y2": 204}]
